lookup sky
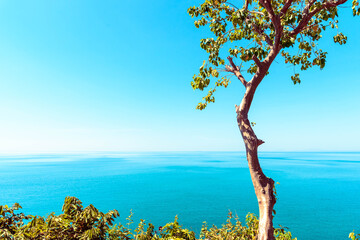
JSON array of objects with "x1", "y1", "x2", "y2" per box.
[{"x1": 0, "y1": 0, "x2": 359, "y2": 153}]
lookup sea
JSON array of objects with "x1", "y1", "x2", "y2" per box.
[{"x1": 0, "y1": 152, "x2": 359, "y2": 239}]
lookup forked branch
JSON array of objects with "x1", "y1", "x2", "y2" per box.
[
  {"x1": 290, "y1": 0, "x2": 347, "y2": 36},
  {"x1": 258, "y1": 0, "x2": 280, "y2": 30},
  {"x1": 226, "y1": 56, "x2": 248, "y2": 87},
  {"x1": 252, "y1": 55, "x2": 262, "y2": 67},
  {"x1": 251, "y1": 23, "x2": 273, "y2": 47}
]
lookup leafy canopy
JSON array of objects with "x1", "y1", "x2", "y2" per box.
[{"x1": 188, "y1": 0, "x2": 359, "y2": 109}]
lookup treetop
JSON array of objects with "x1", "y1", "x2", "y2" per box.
[{"x1": 188, "y1": 0, "x2": 359, "y2": 109}]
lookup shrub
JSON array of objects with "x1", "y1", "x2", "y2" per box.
[{"x1": 0, "y1": 196, "x2": 298, "y2": 239}]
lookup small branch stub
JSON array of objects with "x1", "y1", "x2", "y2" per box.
[
  {"x1": 235, "y1": 104, "x2": 240, "y2": 113},
  {"x1": 257, "y1": 139, "x2": 265, "y2": 146}
]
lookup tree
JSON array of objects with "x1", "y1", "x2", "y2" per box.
[{"x1": 188, "y1": 0, "x2": 359, "y2": 239}]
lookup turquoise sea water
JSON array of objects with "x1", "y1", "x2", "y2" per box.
[{"x1": 0, "y1": 152, "x2": 359, "y2": 239}]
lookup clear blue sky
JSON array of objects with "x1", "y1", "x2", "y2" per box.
[{"x1": 0, "y1": 0, "x2": 359, "y2": 153}]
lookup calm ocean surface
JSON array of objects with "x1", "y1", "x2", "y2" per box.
[{"x1": 0, "y1": 152, "x2": 359, "y2": 239}]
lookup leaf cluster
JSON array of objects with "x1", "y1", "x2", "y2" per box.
[
  {"x1": 0, "y1": 197, "x2": 297, "y2": 240},
  {"x1": 1, "y1": 197, "x2": 120, "y2": 240},
  {"x1": 188, "y1": 0, "x2": 359, "y2": 108},
  {"x1": 2, "y1": 197, "x2": 358, "y2": 240},
  {"x1": 349, "y1": 231, "x2": 360, "y2": 240},
  {"x1": 0, "y1": 203, "x2": 32, "y2": 238},
  {"x1": 199, "y1": 212, "x2": 296, "y2": 240}
]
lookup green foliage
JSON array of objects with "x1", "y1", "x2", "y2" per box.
[
  {"x1": 188, "y1": 0, "x2": 358, "y2": 109},
  {"x1": 199, "y1": 212, "x2": 296, "y2": 240},
  {"x1": 0, "y1": 203, "x2": 32, "y2": 239},
  {"x1": 160, "y1": 216, "x2": 196, "y2": 240},
  {"x1": 353, "y1": 0, "x2": 360, "y2": 15},
  {"x1": 1, "y1": 196, "x2": 120, "y2": 240},
  {"x1": 349, "y1": 231, "x2": 360, "y2": 240},
  {"x1": 0, "y1": 197, "x2": 298, "y2": 239},
  {"x1": 2, "y1": 197, "x2": 358, "y2": 240}
]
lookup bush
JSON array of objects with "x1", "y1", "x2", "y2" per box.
[
  {"x1": 1, "y1": 197, "x2": 119, "y2": 239},
  {"x1": 199, "y1": 212, "x2": 295, "y2": 240},
  {"x1": 1, "y1": 196, "x2": 297, "y2": 240}
]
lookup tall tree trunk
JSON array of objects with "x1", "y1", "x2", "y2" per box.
[{"x1": 236, "y1": 86, "x2": 276, "y2": 240}]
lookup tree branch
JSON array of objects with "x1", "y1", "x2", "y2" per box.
[
  {"x1": 304, "y1": 0, "x2": 317, "y2": 16},
  {"x1": 226, "y1": 56, "x2": 248, "y2": 87},
  {"x1": 290, "y1": 0, "x2": 347, "y2": 36},
  {"x1": 258, "y1": 0, "x2": 283, "y2": 51},
  {"x1": 252, "y1": 23, "x2": 273, "y2": 46},
  {"x1": 243, "y1": 13, "x2": 273, "y2": 47},
  {"x1": 249, "y1": 46, "x2": 279, "y2": 88},
  {"x1": 244, "y1": 0, "x2": 250, "y2": 10},
  {"x1": 258, "y1": 0, "x2": 279, "y2": 30},
  {"x1": 225, "y1": 2, "x2": 239, "y2": 10},
  {"x1": 249, "y1": 11, "x2": 265, "y2": 16},
  {"x1": 252, "y1": 55, "x2": 262, "y2": 67},
  {"x1": 280, "y1": 0, "x2": 294, "y2": 17}
]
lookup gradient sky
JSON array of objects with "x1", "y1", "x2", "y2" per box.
[{"x1": 0, "y1": 0, "x2": 359, "y2": 153}]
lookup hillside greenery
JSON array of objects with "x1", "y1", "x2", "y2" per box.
[{"x1": 0, "y1": 197, "x2": 357, "y2": 239}]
